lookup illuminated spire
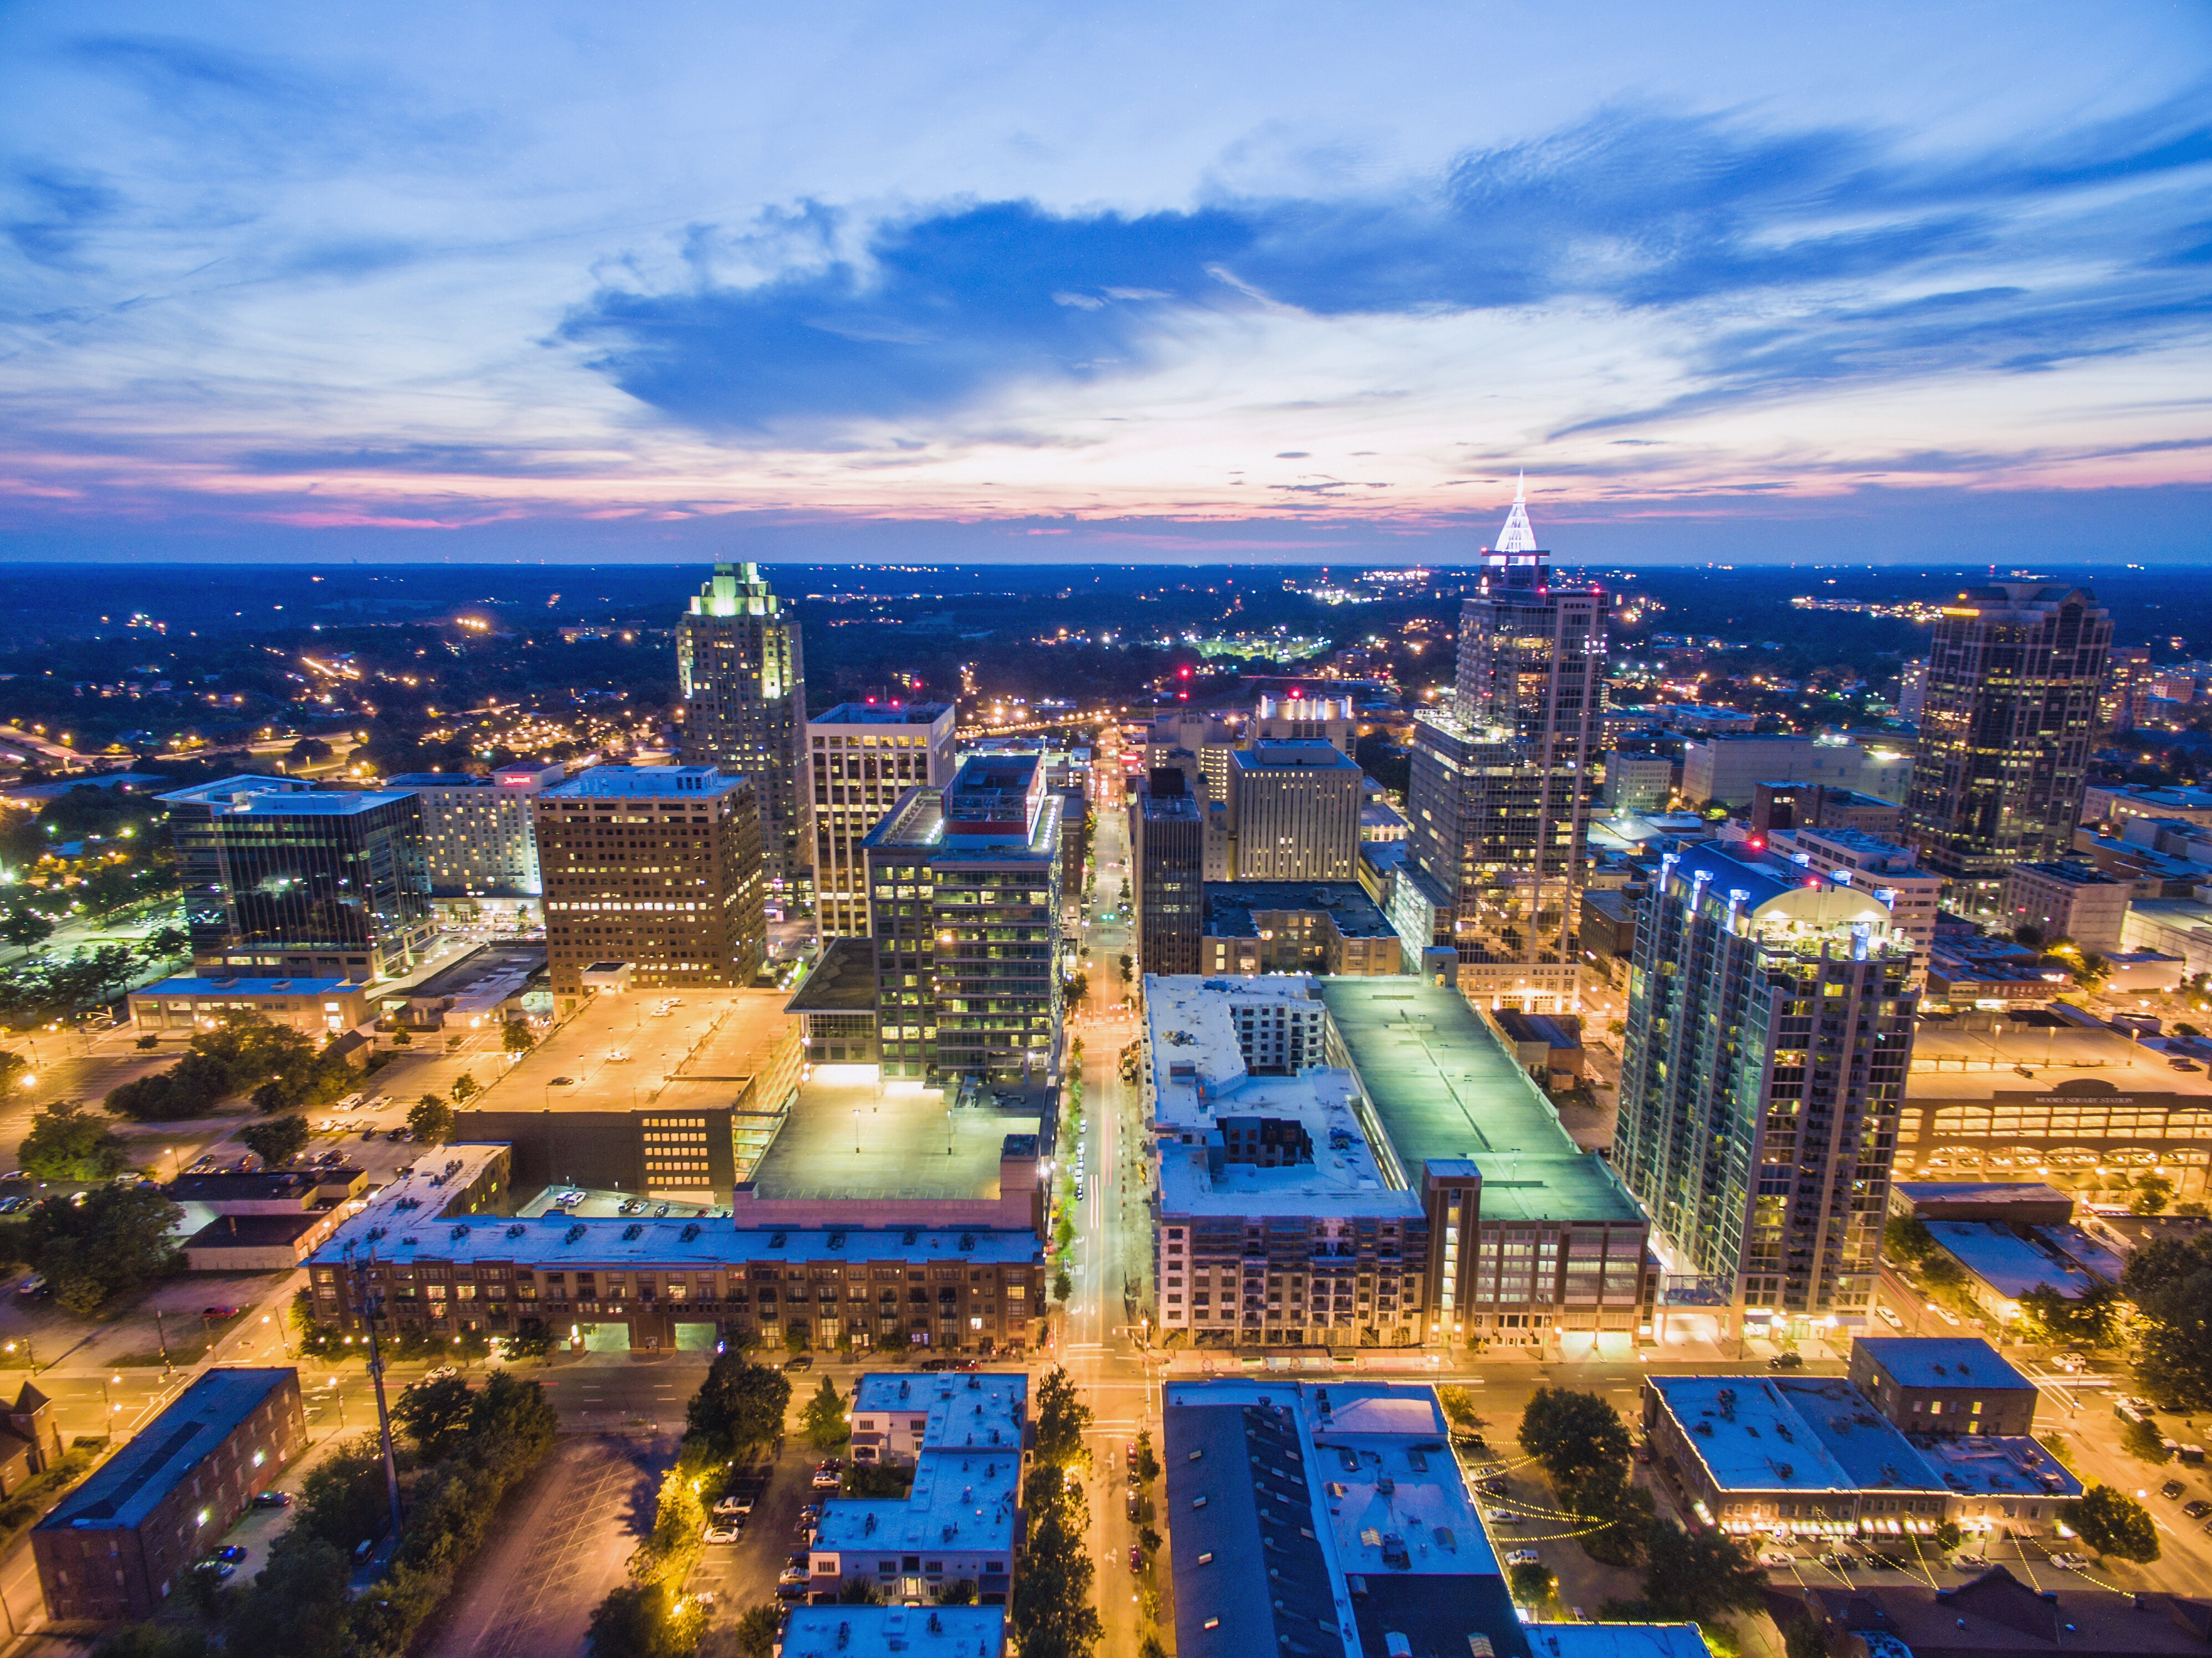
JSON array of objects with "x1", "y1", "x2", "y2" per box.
[{"x1": 1493, "y1": 471, "x2": 1539, "y2": 554}]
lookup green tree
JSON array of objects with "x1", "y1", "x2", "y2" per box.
[
  {"x1": 802, "y1": 1376, "x2": 849, "y2": 1449},
  {"x1": 241, "y1": 1113, "x2": 311, "y2": 1168},
  {"x1": 503, "y1": 1022, "x2": 537, "y2": 1056},
  {"x1": 91, "y1": 1625, "x2": 208, "y2": 1658},
  {"x1": 1884, "y1": 1214, "x2": 1936, "y2": 1266},
  {"x1": 2122, "y1": 1231, "x2": 2212, "y2": 1407},
  {"x1": 1133, "y1": 1427, "x2": 1161, "y2": 1485},
  {"x1": 468, "y1": 1370, "x2": 560, "y2": 1457},
  {"x1": 1053, "y1": 1265, "x2": 1073, "y2": 1303},
  {"x1": 1640, "y1": 1519, "x2": 1768, "y2": 1625},
  {"x1": 2075, "y1": 1483, "x2": 2160, "y2": 1562},
  {"x1": 408, "y1": 1094, "x2": 457, "y2": 1145},
  {"x1": 1013, "y1": 1505, "x2": 1104, "y2": 1658},
  {"x1": 143, "y1": 924, "x2": 189, "y2": 958},
  {"x1": 1783, "y1": 1614, "x2": 1831, "y2": 1658},
  {"x1": 21, "y1": 1185, "x2": 182, "y2": 1313},
  {"x1": 19, "y1": 1099, "x2": 130, "y2": 1179},
  {"x1": 685, "y1": 1354, "x2": 791, "y2": 1456},
  {"x1": 296, "y1": 1437, "x2": 396, "y2": 1551},
  {"x1": 2133, "y1": 1174, "x2": 2175, "y2": 1216},
  {"x1": 1033, "y1": 1365, "x2": 1093, "y2": 1470},
  {"x1": 733, "y1": 1604, "x2": 782, "y2": 1658},
  {"x1": 1933, "y1": 1520, "x2": 1963, "y2": 1553},
  {"x1": 1509, "y1": 1560, "x2": 1555, "y2": 1609},
  {"x1": 1578, "y1": 1472, "x2": 1658, "y2": 1568},
  {"x1": 1520, "y1": 1388, "x2": 1633, "y2": 1498},
  {"x1": 394, "y1": 1374, "x2": 476, "y2": 1461},
  {"x1": 836, "y1": 1579, "x2": 883, "y2": 1605},
  {"x1": 2019, "y1": 1280, "x2": 2121, "y2": 1348},
  {"x1": 1438, "y1": 1385, "x2": 1483, "y2": 1434},
  {"x1": 1, "y1": 913, "x2": 53, "y2": 949},
  {"x1": 587, "y1": 1581, "x2": 705, "y2": 1658},
  {"x1": 2121, "y1": 1417, "x2": 2173, "y2": 1463},
  {"x1": 226, "y1": 1533, "x2": 354, "y2": 1658},
  {"x1": 0, "y1": 1050, "x2": 30, "y2": 1095},
  {"x1": 504, "y1": 1317, "x2": 556, "y2": 1359},
  {"x1": 451, "y1": 1071, "x2": 482, "y2": 1102}
]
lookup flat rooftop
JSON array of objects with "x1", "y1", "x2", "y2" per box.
[
  {"x1": 42, "y1": 1369, "x2": 294, "y2": 1531},
  {"x1": 1911, "y1": 1434, "x2": 2080, "y2": 1503},
  {"x1": 778, "y1": 1607, "x2": 1003, "y2": 1658},
  {"x1": 785, "y1": 936, "x2": 879, "y2": 1016},
  {"x1": 1927, "y1": 1221, "x2": 2102, "y2": 1301},
  {"x1": 852, "y1": 1372, "x2": 1028, "y2": 1451},
  {"x1": 1905, "y1": 1028, "x2": 2212, "y2": 1101},
  {"x1": 813, "y1": 1444, "x2": 1018, "y2": 1555},
  {"x1": 137, "y1": 976, "x2": 359, "y2": 997},
  {"x1": 811, "y1": 702, "x2": 954, "y2": 727},
  {"x1": 1201, "y1": 881, "x2": 1396, "y2": 939},
  {"x1": 311, "y1": 1216, "x2": 1042, "y2": 1271},
  {"x1": 397, "y1": 942, "x2": 546, "y2": 1008},
  {"x1": 751, "y1": 1077, "x2": 1038, "y2": 1201},
  {"x1": 1851, "y1": 1338, "x2": 2031, "y2": 1393},
  {"x1": 1527, "y1": 1629, "x2": 1713, "y2": 1658},
  {"x1": 1646, "y1": 1375, "x2": 1942, "y2": 1497},
  {"x1": 541, "y1": 765, "x2": 751, "y2": 800},
  {"x1": 1320, "y1": 978, "x2": 1642, "y2": 1225},
  {"x1": 477, "y1": 987, "x2": 793, "y2": 1112}
]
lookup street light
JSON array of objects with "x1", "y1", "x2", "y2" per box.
[{"x1": 102, "y1": 1374, "x2": 122, "y2": 1444}]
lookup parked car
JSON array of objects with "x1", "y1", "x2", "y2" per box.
[
  {"x1": 15, "y1": 1275, "x2": 48, "y2": 1298},
  {"x1": 714, "y1": 1497, "x2": 751, "y2": 1518},
  {"x1": 812, "y1": 1463, "x2": 843, "y2": 1490},
  {"x1": 2183, "y1": 1500, "x2": 2211, "y2": 1519},
  {"x1": 193, "y1": 1560, "x2": 235, "y2": 1580},
  {"x1": 1768, "y1": 1353, "x2": 1805, "y2": 1370},
  {"x1": 1506, "y1": 1549, "x2": 1544, "y2": 1567},
  {"x1": 702, "y1": 1524, "x2": 741, "y2": 1544},
  {"x1": 361, "y1": 1127, "x2": 379, "y2": 1140},
  {"x1": 2049, "y1": 1552, "x2": 2090, "y2": 1571},
  {"x1": 919, "y1": 1358, "x2": 954, "y2": 1372},
  {"x1": 1929, "y1": 1304, "x2": 1962, "y2": 1327},
  {"x1": 212, "y1": 1545, "x2": 248, "y2": 1562},
  {"x1": 1953, "y1": 1553, "x2": 1988, "y2": 1569},
  {"x1": 1487, "y1": 1510, "x2": 1525, "y2": 1525},
  {"x1": 784, "y1": 1354, "x2": 814, "y2": 1373},
  {"x1": 2160, "y1": 1480, "x2": 2186, "y2": 1500},
  {"x1": 201, "y1": 1303, "x2": 239, "y2": 1318},
  {"x1": 1129, "y1": 1543, "x2": 1143, "y2": 1573},
  {"x1": 251, "y1": 1490, "x2": 293, "y2": 1508},
  {"x1": 1759, "y1": 1550, "x2": 1794, "y2": 1567}
]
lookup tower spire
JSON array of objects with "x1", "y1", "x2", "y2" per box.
[{"x1": 1493, "y1": 472, "x2": 1539, "y2": 555}]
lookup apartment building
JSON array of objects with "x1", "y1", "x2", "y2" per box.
[{"x1": 807, "y1": 701, "x2": 957, "y2": 943}]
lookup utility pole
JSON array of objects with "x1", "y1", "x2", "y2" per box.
[{"x1": 346, "y1": 1243, "x2": 406, "y2": 1542}]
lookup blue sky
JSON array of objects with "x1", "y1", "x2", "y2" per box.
[{"x1": 2, "y1": 1, "x2": 2209, "y2": 562}]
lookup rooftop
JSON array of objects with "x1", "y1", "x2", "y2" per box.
[
  {"x1": 136, "y1": 976, "x2": 360, "y2": 998},
  {"x1": 813, "y1": 1445, "x2": 1018, "y2": 1555},
  {"x1": 1230, "y1": 739, "x2": 1359, "y2": 772},
  {"x1": 40, "y1": 1369, "x2": 295, "y2": 1532},
  {"x1": 1525, "y1": 1628, "x2": 1713, "y2": 1658},
  {"x1": 1646, "y1": 1375, "x2": 1942, "y2": 1496},
  {"x1": 851, "y1": 1372, "x2": 1027, "y2": 1452},
  {"x1": 541, "y1": 765, "x2": 751, "y2": 800},
  {"x1": 784, "y1": 936, "x2": 880, "y2": 1016},
  {"x1": 1893, "y1": 1181, "x2": 2073, "y2": 1216},
  {"x1": 1319, "y1": 978, "x2": 1643, "y2": 1225},
  {"x1": 310, "y1": 1215, "x2": 1041, "y2": 1271},
  {"x1": 185, "y1": 1213, "x2": 327, "y2": 1248},
  {"x1": 1803, "y1": 1563, "x2": 2212, "y2": 1658},
  {"x1": 1909, "y1": 1434, "x2": 2081, "y2": 1503},
  {"x1": 811, "y1": 702, "x2": 955, "y2": 727},
  {"x1": 1926, "y1": 1221, "x2": 2103, "y2": 1301},
  {"x1": 1201, "y1": 882, "x2": 1396, "y2": 939},
  {"x1": 1851, "y1": 1338, "x2": 2032, "y2": 1393},
  {"x1": 777, "y1": 1607, "x2": 1003, "y2": 1658},
  {"x1": 155, "y1": 775, "x2": 308, "y2": 805},
  {"x1": 211, "y1": 789, "x2": 421, "y2": 817},
  {"x1": 468, "y1": 986, "x2": 793, "y2": 1118},
  {"x1": 751, "y1": 1077, "x2": 1039, "y2": 1202},
  {"x1": 163, "y1": 1169, "x2": 351, "y2": 1204}
]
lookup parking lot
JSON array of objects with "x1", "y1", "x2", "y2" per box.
[{"x1": 686, "y1": 1439, "x2": 811, "y2": 1637}]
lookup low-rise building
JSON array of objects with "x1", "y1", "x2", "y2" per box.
[
  {"x1": 1847, "y1": 1338, "x2": 2037, "y2": 1437},
  {"x1": 777, "y1": 1606, "x2": 1006, "y2": 1658},
  {"x1": 1197, "y1": 881, "x2": 1403, "y2": 976},
  {"x1": 849, "y1": 1370, "x2": 1028, "y2": 1467},
  {"x1": 127, "y1": 976, "x2": 371, "y2": 1037},
  {"x1": 1922, "y1": 1221, "x2": 2107, "y2": 1324},
  {"x1": 1794, "y1": 1563, "x2": 2210, "y2": 1658},
  {"x1": 1888, "y1": 1182, "x2": 2073, "y2": 1226},
  {"x1": 1488, "y1": 1008, "x2": 1585, "y2": 1089},
  {"x1": 33, "y1": 1369, "x2": 304, "y2": 1621},
  {"x1": 1999, "y1": 862, "x2": 2131, "y2": 955},
  {"x1": 808, "y1": 1444, "x2": 1018, "y2": 1604},
  {"x1": 0, "y1": 1384, "x2": 63, "y2": 1498}
]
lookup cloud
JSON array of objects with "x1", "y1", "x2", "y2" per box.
[
  {"x1": 563, "y1": 93, "x2": 2212, "y2": 439},
  {"x1": 3, "y1": 167, "x2": 125, "y2": 269}
]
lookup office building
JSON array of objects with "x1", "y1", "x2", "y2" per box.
[
  {"x1": 2101, "y1": 643, "x2": 2154, "y2": 733},
  {"x1": 1198, "y1": 881, "x2": 1401, "y2": 976},
  {"x1": 1131, "y1": 767, "x2": 1205, "y2": 976},
  {"x1": 808, "y1": 702, "x2": 957, "y2": 943},
  {"x1": 1999, "y1": 860, "x2": 2131, "y2": 954},
  {"x1": 1907, "y1": 584, "x2": 2112, "y2": 909},
  {"x1": 533, "y1": 765, "x2": 766, "y2": 1002},
  {"x1": 385, "y1": 761, "x2": 565, "y2": 915},
  {"x1": 1749, "y1": 782, "x2": 1904, "y2": 840},
  {"x1": 1143, "y1": 975, "x2": 1651, "y2": 1350},
  {"x1": 313, "y1": 1218, "x2": 1043, "y2": 1356},
  {"x1": 862, "y1": 753, "x2": 1063, "y2": 1084},
  {"x1": 1682, "y1": 736, "x2": 1815, "y2": 810},
  {"x1": 34, "y1": 1369, "x2": 304, "y2": 1621},
  {"x1": 127, "y1": 975, "x2": 373, "y2": 1036},
  {"x1": 1616, "y1": 841, "x2": 1919, "y2": 1338},
  {"x1": 1602, "y1": 752, "x2": 1675, "y2": 813},
  {"x1": 158, "y1": 775, "x2": 432, "y2": 981},
  {"x1": 677, "y1": 562, "x2": 812, "y2": 894},
  {"x1": 1897, "y1": 657, "x2": 1929, "y2": 723},
  {"x1": 1847, "y1": 1337, "x2": 2037, "y2": 1436},
  {"x1": 1226, "y1": 739, "x2": 1361, "y2": 881}
]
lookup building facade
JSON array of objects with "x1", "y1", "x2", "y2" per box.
[
  {"x1": 1999, "y1": 860, "x2": 2131, "y2": 954},
  {"x1": 158, "y1": 776, "x2": 432, "y2": 981},
  {"x1": 1197, "y1": 881, "x2": 1403, "y2": 976},
  {"x1": 677, "y1": 562, "x2": 812, "y2": 895},
  {"x1": 1616, "y1": 842, "x2": 1919, "y2": 1337},
  {"x1": 807, "y1": 702, "x2": 957, "y2": 943},
  {"x1": 385, "y1": 761, "x2": 565, "y2": 908},
  {"x1": 862, "y1": 753, "x2": 1063, "y2": 1084},
  {"x1": 532, "y1": 765, "x2": 766, "y2": 1001},
  {"x1": 1131, "y1": 768, "x2": 1205, "y2": 976},
  {"x1": 1226, "y1": 740, "x2": 1361, "y2": 881},
  {"x1": 1907, "y1": 584, "x2": 2113, "y2": 909}
]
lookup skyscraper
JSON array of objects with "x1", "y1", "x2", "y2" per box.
[
  {"x1": 1615, "y1": 841, "x2": 1918, "y2": 1337},
  {"x1": 677, "y1": 562, "x2": 811, "y2": 896},
  {"x1": 806, "y1": 701, "x2": 957, "y2": 943},
  {"x1": 1225, "y1": 740, "x2": 1362, "y2": 881},
  {"x1": 1905, "y1": 584, "x2": 2112, "y2": 910},
  {"x1": 384, "y1": 760, "x2": 565, "y2": 917},
  {"x1": 1131, "y1": 767, "x2": 1204, "y2": 976},
  {"x1": 532, "y1": 765, "x2": 766, "y2": 1002},
  {"x1": 1406, "y1": 480, "x2": 1605, "y2": 1010}
]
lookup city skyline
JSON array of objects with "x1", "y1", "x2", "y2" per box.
[{"x1": 3, "y1": 3, "x2": 2209, "y2": 564}]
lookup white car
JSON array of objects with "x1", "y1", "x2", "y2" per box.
[
  {"x1": 1487, "y1": 1510, "x2": 1525, "y2": 1525},
  {"x1": 1505, "y1": 1549, "x2": 1542, "y2": 1567},
  {"x1": 1760, "y1": 1550, "x2": 1795, "y2": 1567},
  {"x1": 702, "y1": 1524, "x2": 741, "y2": 1544},
  {"x1": 1929, "y1": 1304, "x2": 1962, "y2": 1327},
  {"x1": 2049, "y1": 1552, "x2": 2090, "y2": 1571},
  {"x1": 1875, "y1": 1304, "x2": 1903, "y2": 1329}
]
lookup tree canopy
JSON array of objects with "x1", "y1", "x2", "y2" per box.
[
  {"x1": 2121, "y1": 1232, "x2": 2212, "y2": 1408},
  {"x1": 19, "y1": 1185, "x2": 182, "y2": 1313},
  {"x1": 802, "y1": 1376, "x2": 849, "y2": 1449},
  {"x1": 19, "y1": 1099, "x2": 130, "y2": 1179},
  {"x1": 685, "y1": 1354, "x2": 791, "y2": 1456},
  {"x1": 1640, "y1": 1519, "x2": 1768, "y2": 1625},
  {"x1": 1520, "y1": 1388, "x2": 1633, "y2": 1493},
  {"x1": 1033, "y1": 1365, "x2": 1092, "y2": 1470},
  {"x1": 2075, "y1": 1484, "x2": 2160, "y2": 1562}
]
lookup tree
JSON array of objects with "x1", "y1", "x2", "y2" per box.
[
  {"x1": 503, "y1": 1022, "x2": 536, "y2": 1056},
  {"x1": 469, "y1": 1370, "x2": 560, "y2": 1457},
  {"x1": 0, "y1": 1050, "x2": 29, "y2": 1095},
  {"x1": 143, "y1": 924, "x2": 189, "y2": 959},
  {"x1": 1438, "y1": 1385, "x2": 1482, "y2": 1434},
  {"x1": 286, "y1": 738, "x2": 333, "y2": 768},
  {"x1": 2019, "y1": 1280, "x2": 2121, "y2": 1348},
  {"x1": 19, "y1": 1100, "x2": 129, "y2": 1179},
  {"x1": 2121, "y1": 1417, "x2": 2172, "y2": 1463},
  {"x1": 1053, "y1": 1265, "x2": 1073, "y2": 1303},
  {"x1": 2133, "y1": 1174, "x2": 2174, "y2": 1216},
  {"x1": 836, "y1": 1579, "x2": 883, "y2": 1605},
  {"x1": 394, "y1": 1374, "x2": 476, "y2": 1461},
  {"x1": 1933, "y1": 1520, "x2": 1963, "y2": 1553},
  {"x1": 504, "y1": 1317, "x2": 555, "y2": 1359},
  {"x1": 2075, "y1": 1483, "x2": 2160, "y2": 1562},
  {"x1": 1, "y1": 913, "x2": 53, "y2": 949},
  {"x1": 241, "y1": 1113, "x2": 311, "y2": 1168},
  {"x1": 296, "y1": 1437, "x2": 397, "y2": 1550},
  {"x1": 587, "y1": 1582, "x2": 705, "y2": 1658},
  {"x1": 225, "y1": 1533, "x2": 354, "y2": 1658},
  {"x1": 1509, "y1": 1560, "x2": 1555, "y2": 1609},
  {"x1": 1522, "y1": 1388, "x2": 1632, "y2": 1485},
  {"x1": 451, "y1": 1071, "x2": 482, "y2": 1102},
  {"x1": 1884, "y1": 1215, "x2": 1936, "y2": 1266},
  {"x1": 2121, "y1": 1232, "x2": 2212, "y2": 1408},
  {"x1": 1783, "y1": 1614, "x2": 1831, "y2": 1658},
  {"x1": 1578, "y1": 1471, "x2": 1657, "y2": 1568},
  {"x1": 1033, "y1": 1366, "x2": 1093, "y2": 1470},
  {"x1": 1013, "y1": 1505, "x2": 1103, "y2": 1658},
  {"x1": 21, "y1": 1185, "x2": 182, "y2": 1312},
  {"x1": 685, "y1": 1354, "x2": 791, "y2": 1456},
  {"x1": 733, "y1": 1604, "x2": 782, "y2": 1658},
  {"x1": 1133, "y1": 1427, "x2": 1160, "y2": 1485},
  {"x1": 802, "y1": 1376, "x2": 849, "y2": 1449},
  {"x1": 91, "y1": 1626, "x2": 209, "y2": 1658},
  {"x1": 408, "y1": 1094, "x2": 456, "y2": 1145},
  {"x1": 1640, "y1": 1519, "x2": 1768, "y2": 1625}
]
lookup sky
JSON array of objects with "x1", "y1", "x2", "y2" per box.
[{"x1": 2, "y1": 2, "x2": 2209, "y2": 564}]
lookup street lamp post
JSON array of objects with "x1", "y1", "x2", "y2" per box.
[{"x1": 101, "y1": 1374, "x2": 121, "y2": 1444}]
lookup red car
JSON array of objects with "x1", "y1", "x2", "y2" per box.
[
  {"x1": 1129, "y1": 1544, "x2": 1143, "y2": 1573},
  {"x1": 201, "y1": 1305, "x2": 240, "y2": 1318}
]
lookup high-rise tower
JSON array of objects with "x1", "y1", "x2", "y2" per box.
[
  {"x1": 677, "y1": 562, "x2": 812, "y2": 895},
  {"x1": 1904, "y1": 584, "x2": 2111, "y2": 912},
  {"x1": 1406, "y1": 479, "x2": 1605, "y2": 1010}
]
